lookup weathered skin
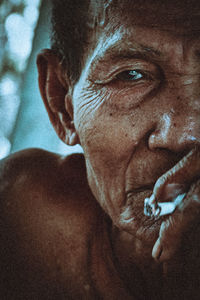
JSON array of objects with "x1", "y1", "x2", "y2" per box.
[{"x1": 0, "y1": 1, "x2": 200, "y2": 299}]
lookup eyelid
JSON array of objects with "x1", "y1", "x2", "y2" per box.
[
  {"x1": 89, "y1": 60, "x2": 160, "y2": 85},
  {"x1": 92, "y1": 69, "x2": 155, "y2": 86},
  {"x1": 116, "y1": 69, "x2": 153, "y2": 82}
]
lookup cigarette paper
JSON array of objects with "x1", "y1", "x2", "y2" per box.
[{"x1": 144, "y1": 193, "x2": 186, "y2": 218}]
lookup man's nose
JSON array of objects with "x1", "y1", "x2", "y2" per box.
[{"x1": 148, "y1": 107, "x2": 200, "y2": 153}]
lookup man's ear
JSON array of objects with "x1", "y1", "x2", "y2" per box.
[{"x1": 36, "y1": 49, "x2": 79, "y2": 146}]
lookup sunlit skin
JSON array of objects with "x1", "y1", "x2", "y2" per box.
[{"x1": 0, "y1": 2, "x2": 200, "y2": 299}]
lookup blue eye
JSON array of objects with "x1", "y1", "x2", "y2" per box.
[{"x1": 116, "y1": 70, "x2": 144, "y2": 81}]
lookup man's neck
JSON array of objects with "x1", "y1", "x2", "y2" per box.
[{"x1": 110, "y1": 225, "x2": 165, "y2": 299}]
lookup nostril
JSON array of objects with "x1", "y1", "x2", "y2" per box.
[
  {"x1": 148, "y1": 133, "x2": 156, "y2": 149},
  {"x1": 147, "y1": 129, "x2": 161, "y2": 150}
]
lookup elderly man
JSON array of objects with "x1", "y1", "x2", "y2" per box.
[{"x1": 0, "y1": 0, "x2": 200, "y2": 299}]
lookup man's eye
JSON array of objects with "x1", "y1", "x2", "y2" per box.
[{"x1": 116, "y1": 70, "x2": 145, "y2": 81}]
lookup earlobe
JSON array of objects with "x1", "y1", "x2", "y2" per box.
[{"x1": 36, "y1": 49, "x2": 80, "y2": 146}]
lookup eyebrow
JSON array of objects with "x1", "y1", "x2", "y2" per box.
[{"x1": 92, "y1": 43, "x2": 163, "y2": 66}]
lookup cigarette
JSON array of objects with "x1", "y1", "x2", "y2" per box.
[{"x1": 144, "y1": 193, "x2": 186, "y2": 218}]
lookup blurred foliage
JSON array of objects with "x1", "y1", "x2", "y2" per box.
[
  {"x1": 1, "y1": 56, "x2": 17, "y2": 74},
  {"x1": 0, "y1": 0, "x2": 41, "y2": 159},
  {"x1": 0, "y1": 1, "x2": 25, "y2": 78},
  {"x1": 0, "y1": 0, "x2": 41, "y2": 80}
]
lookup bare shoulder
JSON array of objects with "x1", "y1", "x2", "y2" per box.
[
  {"x1": 0, "y1": 147, "x2": 100, "y2": 228},
  {"x1": 0, "y1": 146, "x2": 102, "y2": 218},
  {"x1": 0, "y1": 147, "x2": 89, "y2": 198},
  {"x1": 0, "y1": 149, "x2": 104, "y2": 298},
  {"x1": 0, "y1": 148, "x2": 86, "y2": 188}
]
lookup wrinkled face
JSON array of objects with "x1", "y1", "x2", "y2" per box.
[{"x1": 71, "y1": 3, "x2": 200, "y2": 245}]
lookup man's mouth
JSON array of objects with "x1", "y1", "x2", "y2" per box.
[
  {"x1": 144, "y1": 146, "x2": 200, "y2": 219},
  {"x1": 119, "y1": 145, "x2": 200, "y2": 245}
]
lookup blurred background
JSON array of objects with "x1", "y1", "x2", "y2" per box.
[{"x1": 0, "y1": 0, "x2": 83, "y2": 160}]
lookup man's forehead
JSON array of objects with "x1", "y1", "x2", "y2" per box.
[
  {"x1": 94, "y1": 1, "x2": 200, "y2": 56},
  {"x1": 88, "y1": 23, "x2": 200, "y2": 70},
  {"x1": 89, "y1": 0, "x2": 200, "y2": 34},
  {"x1": 90, "y1": 28, "x2": 162, "y2": 64}
]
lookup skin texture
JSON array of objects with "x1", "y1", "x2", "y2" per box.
[{"x1": 0, "y1": 2, "x2": 200, "y2": 299}]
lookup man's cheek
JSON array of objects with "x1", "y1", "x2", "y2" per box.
[{"x1": 76, "y1": 109, "x2": 132, "y2": 162}]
